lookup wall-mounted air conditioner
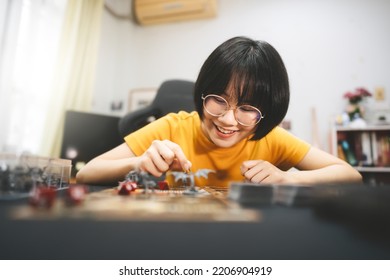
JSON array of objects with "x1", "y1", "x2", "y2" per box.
[{"x1": 133, "y1": 0, "x2": 217, "y2": 26}]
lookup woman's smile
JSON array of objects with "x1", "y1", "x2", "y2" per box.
[
  {"x1": 201, "y1": 112, "x2": 255, "y2": 148},
  {"x1": 215, "y1": 124, "x2": 238, "y2": 137}
]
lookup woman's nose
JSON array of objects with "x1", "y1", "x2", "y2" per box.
[{"x1": 218, "y1": 108, "x2": 238, "y2": 125}]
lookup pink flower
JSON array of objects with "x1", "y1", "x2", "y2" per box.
[{"x1": 343, "y1": 87, "x2": 372, "y2": 104}]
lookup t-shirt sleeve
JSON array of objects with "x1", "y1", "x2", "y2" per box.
[
  {"x1": 124, "y1": 115, "x2": 173, "y2": 156},
  {"x1": 267, "y1": 127, "x2": 311, "y2": 170}
]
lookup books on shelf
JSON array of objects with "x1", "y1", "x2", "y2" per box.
[
  {"x1": 339, "y1": 140, "x2": 357, "y2": 166},
  {"x1": 376, "y1": 132, "x2": 390, "y2": 166},
  {"x1": 336, "y1": 130, "x2": 390, "y2": 167},
  {"x1": 361, "y1": 132, "x2": 373, "y2": 166}
]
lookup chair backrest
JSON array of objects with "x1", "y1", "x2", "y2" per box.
[
  {"x1": 152, "y1": 79, "x2": 195, "y2": 116},
  {"x1": 118, "y1": 79, "x2": 195, "y2": 137}
]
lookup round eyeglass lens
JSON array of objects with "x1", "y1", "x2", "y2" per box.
[
  {"x1": 235, "y1": 105, "x2": 261, "y2": 126},
  {"x1": 203, "y1": 95, "x2": 228, "y2": 116}
]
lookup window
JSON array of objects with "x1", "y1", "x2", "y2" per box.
[{"x1": 0, "y1": 0, "x2": 67, "y2": 154}]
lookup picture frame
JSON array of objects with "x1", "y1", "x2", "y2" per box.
[{"x1": 128, "y1": 88, "x2": 157, "y2": 112}]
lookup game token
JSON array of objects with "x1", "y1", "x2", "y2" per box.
[
  {"x1": 29, "y1": 185, "x2": 56, "y2": 208},
  {"x1": 118, "y1": 181, "x2": 137, "y2": 195},
  {"x1": 66, "y1": 184, "x2": 88, "y2": 205},
  {"x1": 157, "y1": 181, "x2": 169, "y2": 190}
]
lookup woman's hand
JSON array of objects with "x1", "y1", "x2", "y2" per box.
[
  {"x1": 240, "y1": 160, "x2": 292, "y2": 185},
  {"x1": 136, "y1": 140, "x2": 191, "y2": 177},
  {"x1": 240, "y1": 147, "x2": 362, "y2": 186}
]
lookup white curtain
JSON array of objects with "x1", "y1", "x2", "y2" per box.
[
  {"x1": 40, "y1": 0, "x2": 104, "y2": 158},
  {"x1": 0, "y1": 0, "x2": 67, "y2": 155},
  {"x1": 0, "y1": 0, "x2": 104, "y2": 158}
]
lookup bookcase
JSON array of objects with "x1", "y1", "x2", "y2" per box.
[{"x1": 331, "y1": 125, "x2": 390, "y2": 185}]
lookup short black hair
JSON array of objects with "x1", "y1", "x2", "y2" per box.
[{"x1": 194, "y1": 36, "x2": 290, "y2": 140}]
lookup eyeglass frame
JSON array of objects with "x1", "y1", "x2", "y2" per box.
[{"x1": 201, "y1": 94, "x2": 264, "y2": 126}]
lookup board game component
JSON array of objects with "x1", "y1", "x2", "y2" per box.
[
  {"x1": 66, "y1": 184, "x2": 88, "y2": 205},
  {"x1": 118, "y1": 180, "x2": 137, "y2": 195},
  {"x1": 29, "y1": 185, "x2": 56, "y2": 208},
  {"x1": 157, "y1": 181, "x2": 169, "y2": 190},
  {"x1": 0, "y1": 153, "x2": 71, "y2": 198},
  {"x1": 123, "y1": 170, "x2": 157, "y2": 193},
  {"x1": 170, "y1": 169, "x2": 215, "y2": 193}
]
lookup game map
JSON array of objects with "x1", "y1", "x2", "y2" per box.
[{"x1": 9, "y1": 186, "x2": 261, "y2": 222}]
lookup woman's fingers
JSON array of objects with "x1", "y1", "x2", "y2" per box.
[{"x1": 140, "y1": 140, "x2": 191, "y2": 175}]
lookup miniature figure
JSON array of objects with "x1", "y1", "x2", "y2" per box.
[
  {"x1": 138, "y1": 171, "x2": 157, "y2": 193},
  {"x1": 119, "y1": 169, "x2": 214, "y2": 196},
  {"x1": 170, "y1": 169, "x2": 215, "y2": 194},
  {"x1": 120, "y1": 170, "x2": 157, "y2": 194},
  {"x1": 117, "y1": 170, "x2": 139, "y2": 195}
]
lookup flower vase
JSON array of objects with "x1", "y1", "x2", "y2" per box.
[
  {"x1": 346, "y1": 103, "x2": 365, "y2": 121},
  {"x1": 343, "y1": 87, "x2": 372, "y2": 122}
]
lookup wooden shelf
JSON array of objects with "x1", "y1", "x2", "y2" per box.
[
  {"x1": 331, "y1": 124, "x2": 390, "y2": 185},
  {"x1": 355, "y1": 166, "x2": 390, "y2": 173},
  {"x1": 334, "y1": 124, "x2": 390, "y2": 132}
]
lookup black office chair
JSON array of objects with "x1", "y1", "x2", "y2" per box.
[{"x1": 118, "y1": 79, "x2": 195, "y2": 137}]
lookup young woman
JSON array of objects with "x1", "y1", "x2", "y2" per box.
[{"x1": 76, "y1": 36, "x2": 362, "y2": 188}]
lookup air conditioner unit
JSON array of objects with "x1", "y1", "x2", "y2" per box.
[{"x1": 133, "y1": 0, "x2": 217, "y2": 26}]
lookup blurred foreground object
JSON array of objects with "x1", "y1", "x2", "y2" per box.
[{"x1": 0, "y1": 153, "x2": 71, "y2": 200}]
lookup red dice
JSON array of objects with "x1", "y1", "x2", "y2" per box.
[
  {"x1": 29, "y1": 185, "x2": 57, "y2": 208},
  {"x1": 118, "y1": 181, "x2": 137, "y2": 195},
  {"x1": 66, "y1": 184, "x2": 88, "y2": 205},
  {"x1": 157, "y1": 181, "x2": 169, "y2": 190}
]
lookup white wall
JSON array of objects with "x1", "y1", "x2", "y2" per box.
[{"x1": 93, "y1": 0, "x2": 390, "y2": 152}]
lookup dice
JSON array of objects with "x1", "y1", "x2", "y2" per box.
[
  {"x1": 66, "y1": 184, "x2": 88, "y2": 205},
  {"x1": 29, "y1": 185, "x2": 56, "y2": 209},
  {"x1": 118, "y1": 181, "x2": 137, "y2": 195},
  {"x1": 157, "y1": 181, "x2": 169, "y2": 190}
]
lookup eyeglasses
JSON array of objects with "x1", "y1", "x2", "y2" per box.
[{"x1": 201, "y1": 94, "x2": 264, "y2": 126}]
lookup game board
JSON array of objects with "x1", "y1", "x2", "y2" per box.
[{"x1": 9, "y1": 186, "x2": 261, "y2": 222}]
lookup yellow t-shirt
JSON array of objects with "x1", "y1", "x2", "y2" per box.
[{"x1": 124, "y1": 111, "x2": 310, "y2": 189}]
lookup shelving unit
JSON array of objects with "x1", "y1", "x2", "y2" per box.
[{"x1": 330, "y1": 124, "x2": 390, "y2": 185}]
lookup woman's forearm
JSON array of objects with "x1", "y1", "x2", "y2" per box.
[
  {"x1": 76, "y1": 143, "x2": 139, "y2": 185},
  {"x1": 76, "y1": 157, "x2": 139, "y2": 185},
  {"x1": 290, "y1": 164, "x2": 362, "y2": 185}
]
